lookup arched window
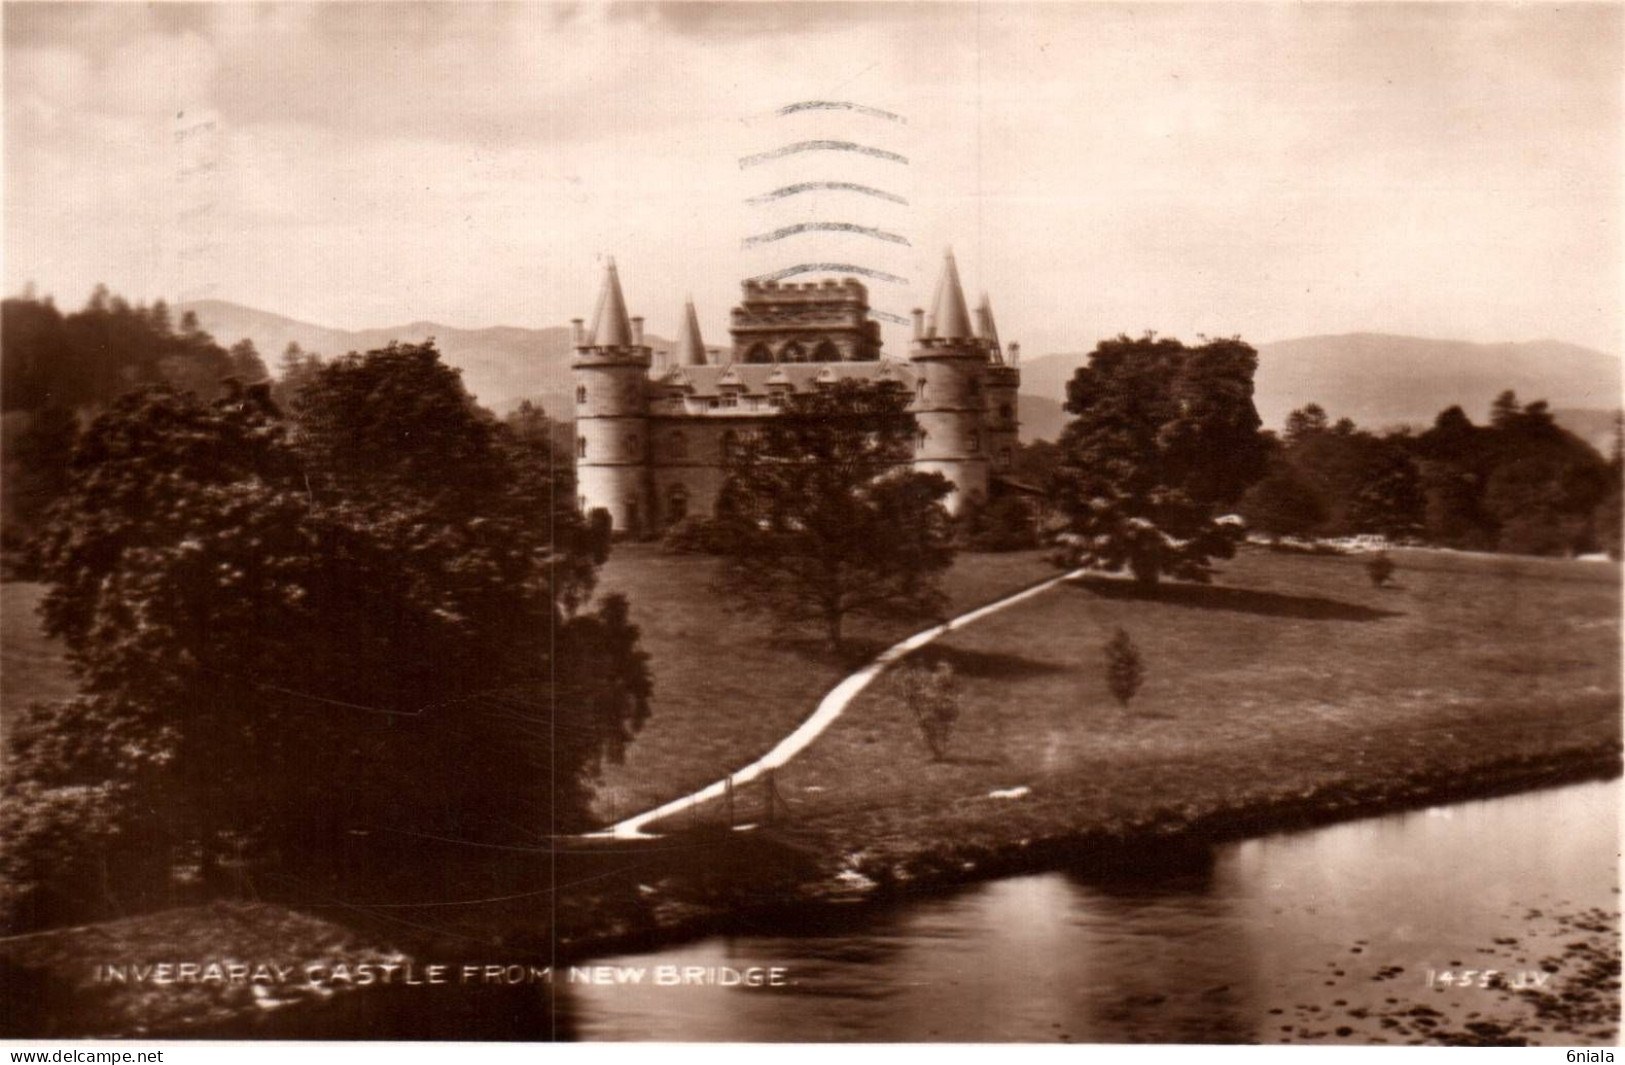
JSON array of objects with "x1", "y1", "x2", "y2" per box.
[
  {"x1": 625, "y1": 432, "x2": 640, "y2": 457},
  {"x1": 916, "y1": 427, "x2": 928, "y2": 452},
  {"x1": 968, "y1": 376, "x2": 982, "y2": 397},
  {"x1": 576, "y1": 435, "x2": 587, "y2": 459},
  {"x1": 916, "y1": 378, "x2": 927, "y2": 401},
  {"x1": 812, "y1": 340, "x2": 840, "y2": 362},
  {"x1": 780, "y1": 341, "x2": 806, "y2": 363},
  {"x1": 669, "y1": 430, "x2": 688, "y2": 459},
  {"x1": 744, "y1": 343, "x2": 773, "y2": 364},
  {"x1": 666, "y1": 483, "x2": 689, "y2": 524},
  {"x1": 576, "y1": 385, "x2": 587, "y2": 405}
]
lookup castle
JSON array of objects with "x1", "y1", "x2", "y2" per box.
[{"x1": 571, "y1": 250, "x2": 1021, "y2": 535}]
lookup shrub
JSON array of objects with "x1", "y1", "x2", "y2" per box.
[
  {"x1": 957, "y1": 494, "x2": 1041, "y2": 552},
  {"x1": 898, "y1": 660, "x2": 961, "y2": 761},
  {"x1": 1365, "y1": 552, "x2": 1396, "y2": 587},
  {"x1": 661, "y1": 516, "x2": 728, "y2": 555},
  {"x1": 1104, "y1": 627, "x2": 1144, "y2": 708}
]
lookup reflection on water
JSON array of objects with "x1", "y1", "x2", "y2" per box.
[{"x1": 570, "y1": 779, "x2": 1620, "y2": 1042}]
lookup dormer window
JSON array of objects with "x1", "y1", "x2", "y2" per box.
[{"x1": 721, "y1": 393, "x2": 738, "y2": 408}]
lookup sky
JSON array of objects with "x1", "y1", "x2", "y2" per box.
[{"x1": 4, "y1": 1, "x2": 1622, "y2": 358}]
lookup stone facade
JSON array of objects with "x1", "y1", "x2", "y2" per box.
[{"x1": 571, "y1": 252, "x2": 1020, "y2": 535}]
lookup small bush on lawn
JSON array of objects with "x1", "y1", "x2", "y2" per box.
[
  {"x1": 1104, "y1": 627, "x2": 1145, "y2": 709},
  {"x1": 1366, "y1": 552, "x2": 1396, "y2": 587},
  {"x1": 898, "y1": 660, "x2": 961, "y2": 761}
]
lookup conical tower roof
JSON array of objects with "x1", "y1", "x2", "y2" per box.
[
  {"x1": 975, "y1": 292, "x2": 1002, "y2": 358},
  {"x1": 929, "y1": 249, "x2": 973, "y2": 341},
  {"x1": 589, "y1": 258, "x2": 633, "y2": 347},
  {"x1": 675, "y1": 297, "x2": 708, "y2": 366}
]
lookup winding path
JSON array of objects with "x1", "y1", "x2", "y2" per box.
[{"x1": 589, "y1": 568, "x2": 1087, "y2": 840}]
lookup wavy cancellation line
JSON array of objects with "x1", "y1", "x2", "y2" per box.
[
  {"x1": 776, "y1": 100, "x2": 907, "y2": 124},
  {"x1": 739, "y1": 140, "x2": 908, "y2": 169},
  {"x1": 742, "y1": 222, "x2": 911, "y2": 250},
  {"x1": 747, "y1": 181, "x2": 909, "y2": 206},
  {"x1": 748, "y1": 262, "x2": 909, "y2": 286}
]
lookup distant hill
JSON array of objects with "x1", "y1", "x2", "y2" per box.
[
  {"x1": 1018, "y1": 333, "x2": 1621, "y2": 440},
  {"x1": 182, "y1": 306, "x2": 1621, "y2": 448},
  {"x1": 179, "y1": 299, "x2": 705, "y2": 419}
]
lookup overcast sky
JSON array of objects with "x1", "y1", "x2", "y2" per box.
[{"x1": 5, "y1": 1, "x2": 1621, "y2": 358}]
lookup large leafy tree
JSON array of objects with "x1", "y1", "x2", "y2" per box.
[
  {"x1": 1053, "y1": 333, "x2": 1267, "y2": 585},
  {"x1": 712, "y1": 379, "x2": 955, "y2": 649},
  {"x1": 5, "y1": 343, "x2": 649, "y2": 930}
]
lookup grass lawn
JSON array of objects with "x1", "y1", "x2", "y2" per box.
[
  {"x1": 651, "y1": 547, "x2": 1621, "y2": 867},
  {"x1": 590, "y1": 545, "x2": 1058, "y2": 822}
]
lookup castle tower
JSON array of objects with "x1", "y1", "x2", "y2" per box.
[
  {"x1": 910, "y1": 250, "x2": 990, "y2": 512},
  {"x1": 978, "y1": 293, "x2": 1022, "y2": 474},
  {"x1": 572, "y1": 259, "x2": 651, "y2": 535},
  {"x1": 675, "y1": 296, "x2": 708, "y2": 366}
]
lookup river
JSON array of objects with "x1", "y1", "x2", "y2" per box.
[{"x1": 567, "y1": 778, "x2": 1620, "y2": 1043}]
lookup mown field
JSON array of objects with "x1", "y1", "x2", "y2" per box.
[
  {"x1": 640, "y1": 547, "x2": 1622, "y2": 869},
  {"x1": 590, "y1": 546, "x2": 1057, "y2": 821}
]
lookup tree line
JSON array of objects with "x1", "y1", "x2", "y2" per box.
[{"x1": 1236, "y1": 395, "x2": 1620, "y2": 558}]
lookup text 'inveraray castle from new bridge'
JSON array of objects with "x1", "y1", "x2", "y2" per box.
[{"x1": 571, "y1": 250, "x2": 1022, "y2": 535}]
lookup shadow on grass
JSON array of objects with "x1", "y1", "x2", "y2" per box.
[
  {"x1": 783, "y1": 636, "x2": 1069, "y2": 679},
  {"x1": 1070, "y1": 577, "x2": 1402, "y2": 622}
]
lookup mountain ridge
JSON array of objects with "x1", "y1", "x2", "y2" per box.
[{"x1": 181, "y1": 300, "x2": 1620, "y2": 445}]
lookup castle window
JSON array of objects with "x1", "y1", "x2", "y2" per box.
[
  {"x1": 916, "y1": 427, "x2": 928, "y2": 452},
  {"x1": 721, "y1": 392, "x2": 738, "y2": 408},
  {"x1": 780, "y1": 341, "x2": 806, "y2": 363},
  {"x1": 722, "y1": 429, "x2": 739, "y2": 461},
  {"x1": 768, "y1": 392, "x2": 786, "y2": 408},
  {"x1": 1000, "y1": 403, "x2": 1013, "y2": 424},
  {"x1": 576, "y1": 385, "x2": 587, "y2": 405},
  {"x1": 669, "y1": 430, "x2": 688, "y2": 459},
  {"x1": 970, "y1": 430, "x2": 981, "y2": 453},
  {"x1": 576, "y1": 435, "x2": 587, "y2": 459},
  {"x1": 744, "y1": 343, "x2": 773, "y2": 364},
  {"x1": 1000, "y1": 447, "x2": 1013, "y2": 471},
  {"x1": 968, "y1": 377, "x2": 982, "y2": 397},
  {"x1": 812, "y1": 340, "x2": 840, "y2": 362},
  {"x1": 916, "y1": 379, "x2": 927, "y2": 401},
  {"x1": 666, "y1": 483, "x2": 689, "y2": 524},
  {"x1": 625, "y1": 433, "x2": 640, "y2": 456}
]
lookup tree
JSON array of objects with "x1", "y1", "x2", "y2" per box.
[
  {"x1": 1052, "y1": 333, "x2": 1266, "y2": 585},
  {"x1": 9, "y1": 344, "x2": 648, "y2": 929},
  {"x1": 1283, "y1": 403, "x2": 1330, "y2": 445},
  {"x1": 1365, "y1": 552, "x2": 1396, "y2": 588},
  {"x1": 1103, "y1": 628, "x2": 1144, "y2": 709},
  {"x1": 711, "y1": 379, "x2": 955, "y2": 650},
  {"x1": 1238, "y1": 459, "x2": 1328, "y2": 540},
  {"x1": 897, "y1": 660, "x2": 961, "y2": 761}
]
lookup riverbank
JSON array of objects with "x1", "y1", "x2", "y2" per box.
[{"x1": 3, "y1": 546, "x2": 1618, "y2": 1040}]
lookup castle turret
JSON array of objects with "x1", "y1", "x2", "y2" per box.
[
  {"x1": 676, "y1": 297, "x2": 708, "y2": 366},
  {"x1": 910, "y1": 250, "x2": 990, "y2": 512},
  {"x1": 978, "y1": 293, "x2": 1021, "y2": 474},
  {"x1": 572, "y1": 258, "x2": 651, "y2": 535}
]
